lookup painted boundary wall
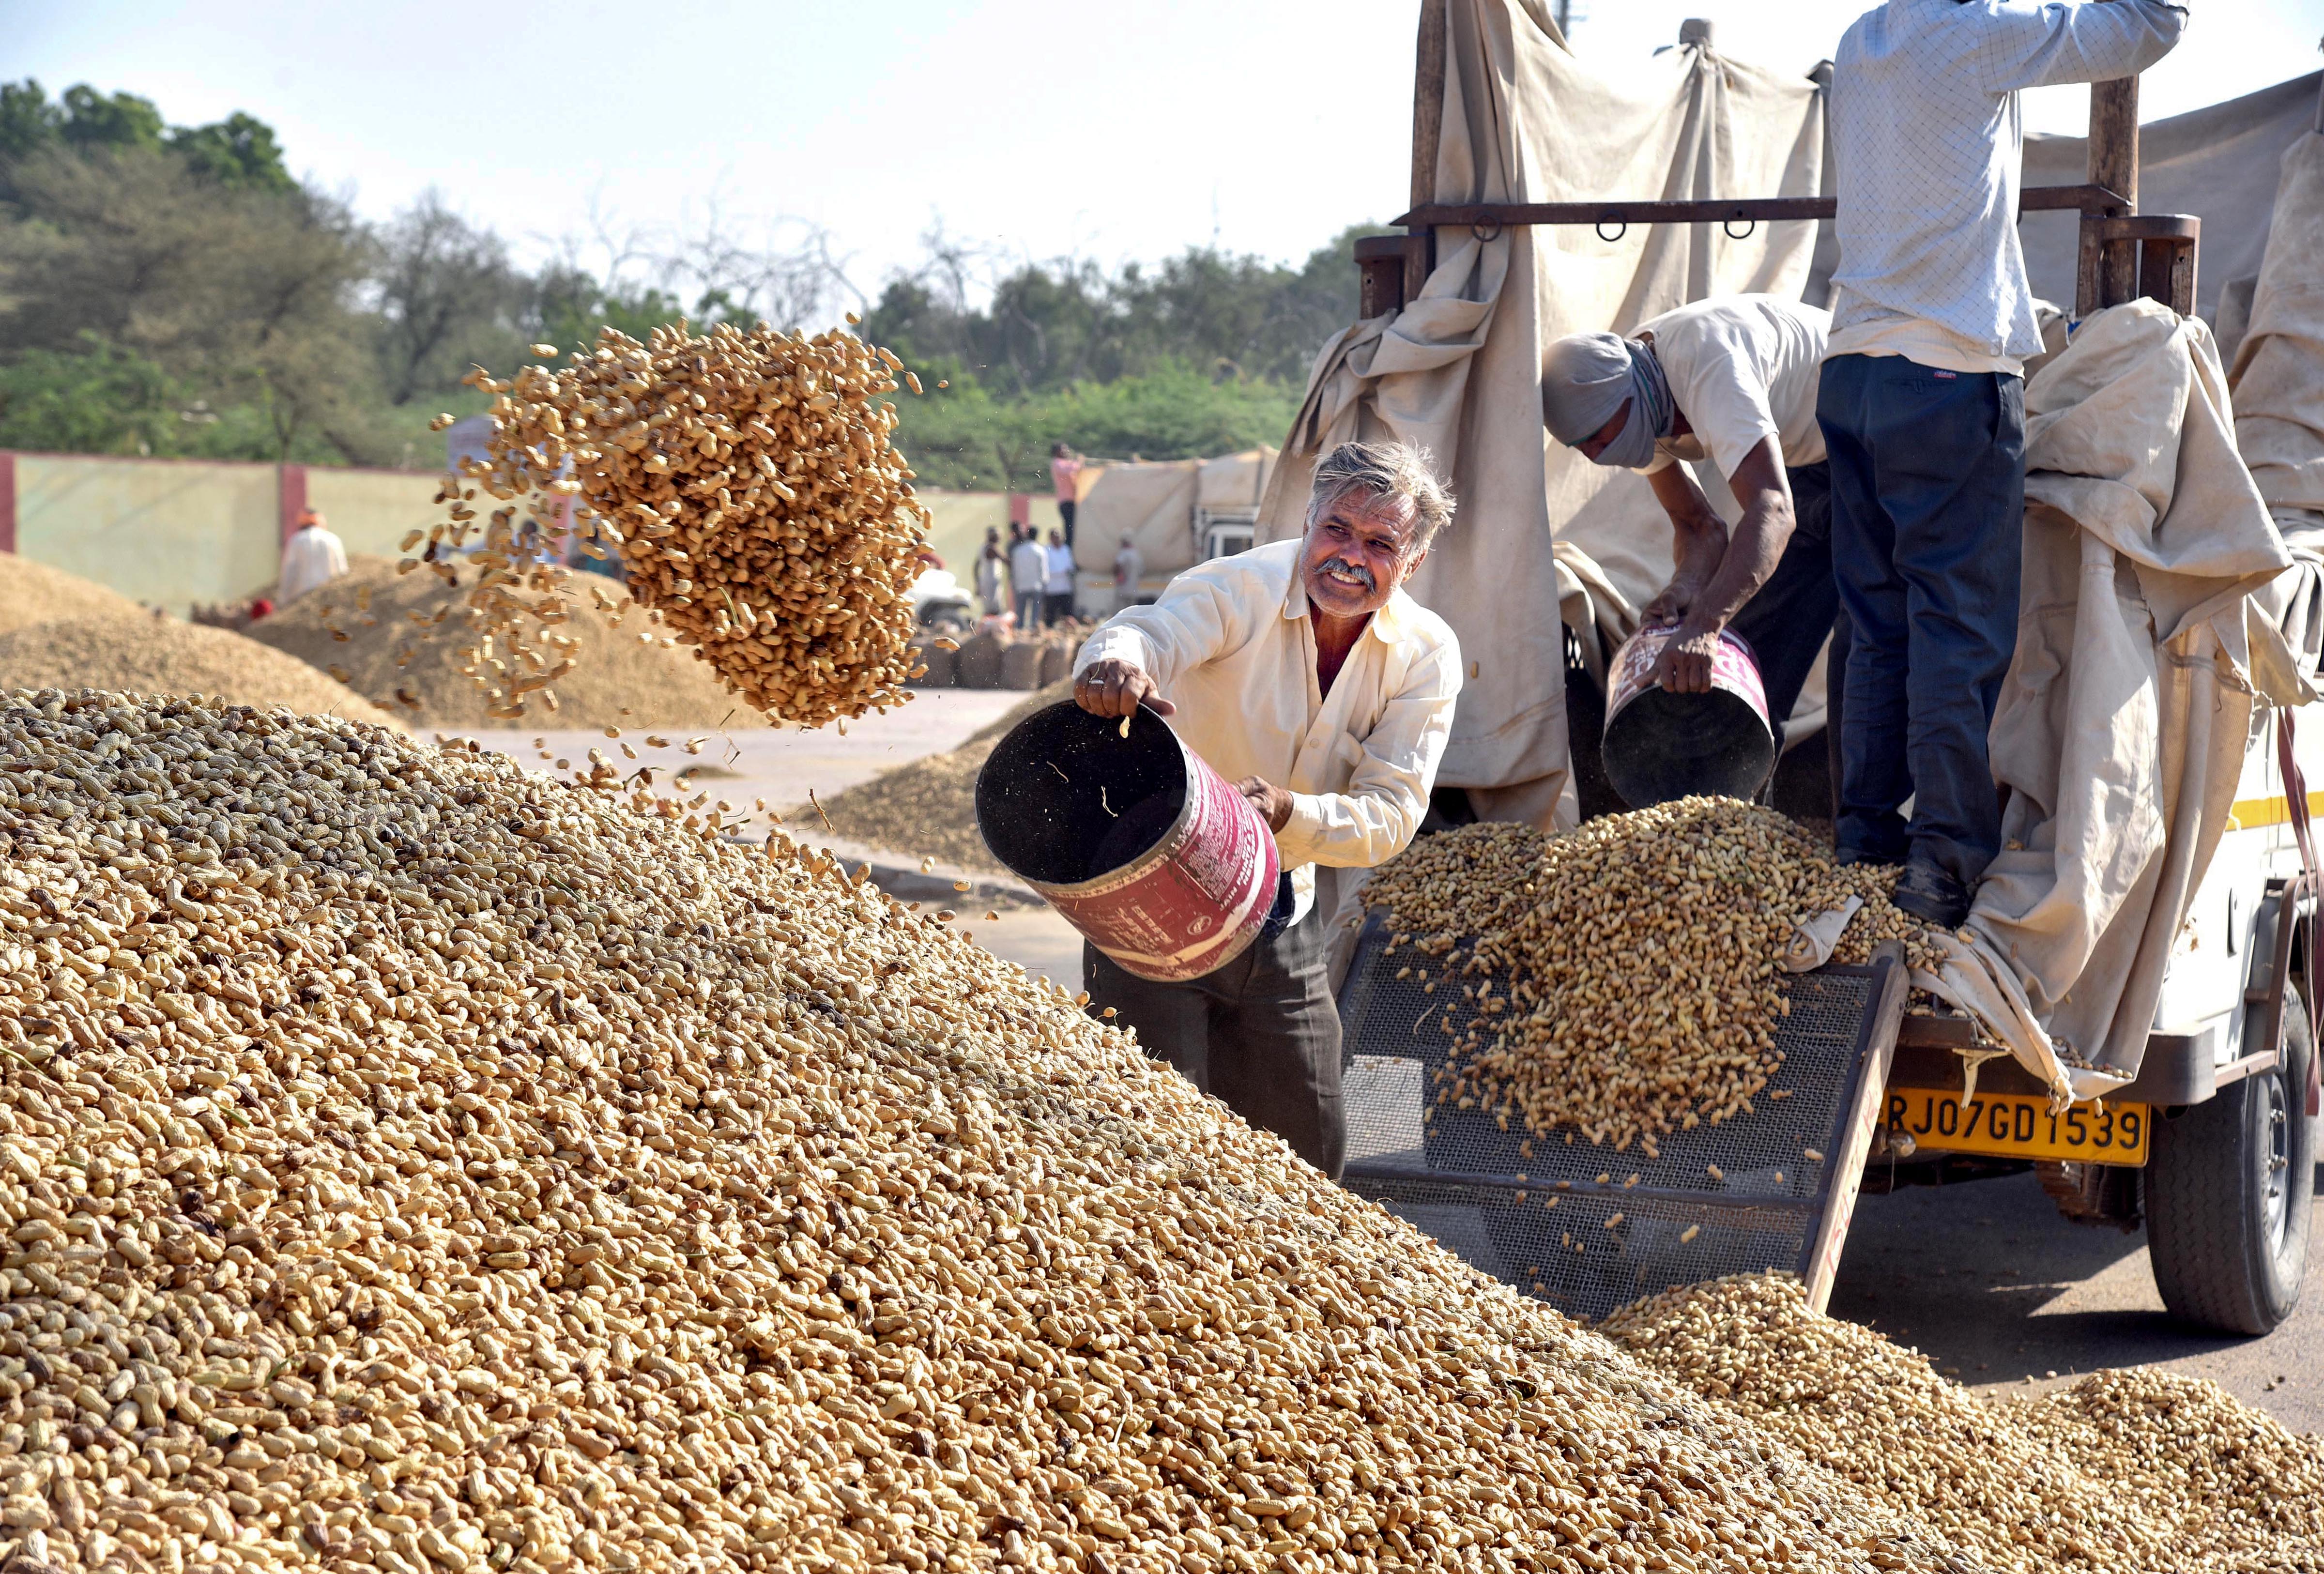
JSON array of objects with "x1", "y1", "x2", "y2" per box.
[
  {"x1": 0, "y1": 452, "x2": 444, "y2": 611},
  {"x1": 0, "y1": 451, "x2": 1050, "y2": 614}
]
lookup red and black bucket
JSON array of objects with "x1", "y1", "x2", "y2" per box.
[
  {"x1": 1601, "y1": 621, "x2": 1775, "y2": 808},
  {"x1": 976, "y1": 703, "x2": 1279, "y2": 982}
]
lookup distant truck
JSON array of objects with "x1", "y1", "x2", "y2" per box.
[{"x1": 1069, "y1": 449, "x2": 1277, "y2": 615}]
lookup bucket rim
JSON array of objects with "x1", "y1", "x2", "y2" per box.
[
  {"x1": 975, "y1": 699, "x2": 1205, "y2": 897},
  {"x1": 1603, "y1": 621, "x2": 1773, "y2": 737}
]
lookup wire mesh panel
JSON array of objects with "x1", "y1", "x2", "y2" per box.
[{"x1": 1337, "y1": 913, "x2": 1897, "y2": 1323}]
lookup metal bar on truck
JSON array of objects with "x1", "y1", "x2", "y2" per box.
[
  {"x1": 1391, "y1": 183, "x2": 2129, "y2": 232},
  {"x1": 1804, "y1": 942, "x2": 1908, "y2": 1313}
]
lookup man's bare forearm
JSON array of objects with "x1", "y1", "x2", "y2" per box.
[
  {"x1": 1667, "y1": 512, "x2": 1728, "y2": 599},
  {"x1": 1678, "y1": 498, "x2": 1789, "y2": 638}
]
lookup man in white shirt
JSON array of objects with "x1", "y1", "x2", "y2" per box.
[
  {"x1": 1042, "y1": 528, "x2": 1076, "y2": 625},
  {"x1": 1822, "y1": 0, "x2": 2184, "y2": 925},
  {"x1": 1008, "y1": 526, "x2": 1047, "y2": 630},
  {"x1": 1073, "y1": 440, "x2": 1463, "y2": 1177},
  {"x1": 1541, "y1": 295, "x2": 1838, "y2": 761},
  {"x1": 277, "y1": 509, "x2": 348, "y2": 606}
]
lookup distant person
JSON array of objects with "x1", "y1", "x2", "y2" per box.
[
  {"x1": 1051, "y1": 443, "x2": 1084, "y2": 546},
  {"x1": 1113, "y1": 536, "x2": 1143, "y2": 607},
  {"x1": 974, "y1": 528, "x2": 1006, "y2": 617},
  {"x1": 1043, "y1": 528, "x2": 1075, "y2": 626},
  {"x1": 277, "y1": 508, "x2": 347, "y2": 606},
  {"x1": 1009, "y1": 526, "x2": 1048, "y2": 630}
]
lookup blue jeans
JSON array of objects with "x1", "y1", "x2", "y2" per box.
[
  {"x1": 1728, "y1": 460, "x2": 1838, "y2": 755},
  {"x1": 1817, "y1": 354, "x2": 2023, "y2": 887}
]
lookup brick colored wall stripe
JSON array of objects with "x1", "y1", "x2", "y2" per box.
[{"x1": 278, "y1": 463, "x2": 308, "y2": 547}]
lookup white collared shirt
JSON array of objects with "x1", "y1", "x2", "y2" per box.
[
  {"x1": 278, "y1": 526, "x2": 347, "y2": 606},
  {"x1": 1008, "y1": 539, "x2": 1045, "y2": 597},
  {"x1": 1074, "y1": 538, "x2": 1462, "y2": 923},
  {"x1": 1827, "y1": 0, "x2": 2186, "y2": 370}
]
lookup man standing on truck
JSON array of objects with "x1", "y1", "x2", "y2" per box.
[
  {"x1": 1540, "y1": 294, "x2": 1838, "y2": 756},
  {"x1": 1071, "y1": 440, "x2": 1463, "y2": 1178},
  {"x1": 1051, "y1": 442, "x2": 1084, "y2": 546},
  {"x1": 1820, "y1": 0, "x2": 2185, "y2": 926}
]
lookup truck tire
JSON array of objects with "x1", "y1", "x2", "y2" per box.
[{"x1": 2145, "y1": 990, "x2": 2317, "y2": 1335}]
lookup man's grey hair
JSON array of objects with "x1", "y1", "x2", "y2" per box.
[{"x1": 1304, "y1": 440, "x2": 1456, "y2": 552}]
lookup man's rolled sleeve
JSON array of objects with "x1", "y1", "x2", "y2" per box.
[
  {"x1": 1273, "y1": 634, "x2": 1462, "y2": 870},
  {"x1": 1072, "y1": 620, "x2": 1155, "y2": 678},
  {"x1": 1070, "y1": 565, "x2": 1250, "y2": 692}
]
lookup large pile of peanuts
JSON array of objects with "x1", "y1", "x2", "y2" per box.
[
  {"x1": 245, "y1": 556, "x2": 747, "y2": 732},
  {"x1": 0, "y1": 688, "x2": 2019, "y2": 1574},
  {"x1": 1363, "y1": 801, "x2": 1935, "y2": 1151},
  {"x1": 419, "y1": 321, "x2": 929, "y2": 726},
  {"x1": 1607, "y1": 1273, "x2": 2324, "y2": 1573}
]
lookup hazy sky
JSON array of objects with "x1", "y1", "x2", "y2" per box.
[{"x1": 12, "y1": 1, "x2": 2321, "y2": 308}]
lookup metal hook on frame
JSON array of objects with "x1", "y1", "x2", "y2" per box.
[
  {"x1": 1469, "y1": 212, "x2": 1505, "y2": 244},
  {"x1": 1723, "y1": 216, "x2": 1758, "y2": 241},
  {"x1": 1594, "y1": 216, "x2": 1628, "y2": 244}
]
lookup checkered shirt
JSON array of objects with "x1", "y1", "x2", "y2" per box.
[{"x1": 1830, "y1": 0, "x2": 2187, "y2": 361}]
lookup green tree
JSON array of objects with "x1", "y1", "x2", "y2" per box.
[
  {"x1": 861, "y1": 224, "x2": 1382, "y2": 398},
  {"x1": 885, "y1": 363, "x2": 1302, "y2": 492},
  {"x1": 0, "y1": 333, "x2": 187, "y2": 455},
  {"x1": 0, "y1": 143, "x2": 383, "y2": 462},
  {"x1": 0, "y1": 80, "x2": 294, "y2": 200},
  {"x1": 526, "y1": 265, "x2": 689, "y2": 356},
  {"x1": 0, "y1": 82, "x2": 60, "y2": 160},
  {"x1": 373, "y1": 191, "x2": 525, "y2": 404},
  {"x1": 168, "y1": 112, "x2": 293, "y2": 192},
  {"x1": 57, "y1": 85, "x2": 165, "y2": 153}
]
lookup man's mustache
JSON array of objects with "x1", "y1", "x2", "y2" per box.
[{"x1": 1316, "y1": 557, "x2": 1377, "y2": 593}]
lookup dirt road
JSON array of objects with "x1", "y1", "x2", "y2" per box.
[{"x1": 1830, "y1": 1168, "x2": 2322, "y2": 1431}]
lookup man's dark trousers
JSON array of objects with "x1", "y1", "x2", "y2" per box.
[
  {"x1": 1084, "y1": 908, "x2": 1345, "y2": 1179},
  {"x1": 1817, "y1": 353, "x2": 2023, "y2": 889},
  {"x1": 1728, "y1": 459, "x2": 1837, "y2": 753}
]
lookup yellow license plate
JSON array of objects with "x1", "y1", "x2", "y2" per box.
[{"x1": 1881, "y1": 1088, "x2": 2150, "y2": 1166}]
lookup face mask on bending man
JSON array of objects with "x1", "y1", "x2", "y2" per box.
[{"x1": 1540, "y1": 331, "x2": 1675, "y2": 472}]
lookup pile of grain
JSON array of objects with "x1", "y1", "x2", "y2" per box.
[
  {"x1": 1363, "y1": 800, "x2": 1934, "y2": 1152},
  {"x1": 0, "y1": 618, "x2": 398, "y2": 730},
  {"x1": 245, "y1": 555, "x2": 748, "y2": 731},
  {"x1": 438, "y1": 320, "x2": 927, "y2": 725},
  {"x1": 0, "y1": 557, "x2": 142, "y2": 635},
  {"x1": 807, "y1": 682, "x2": 1072, "y2": 871},
  {"x1": 0, "y1": 686, "x2": 2020, "y2": 1574},
  {"x1": 1607, "y1": 1272, "x2": 2324, "y2": 1573}
]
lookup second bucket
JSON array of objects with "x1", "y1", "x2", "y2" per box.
[
  {"x1": 1600, "y1": 621, "x2": 1775, "y2": 808},
  {"x1": 976, "y1": 702, "x2": 1280, "y2": 982}
]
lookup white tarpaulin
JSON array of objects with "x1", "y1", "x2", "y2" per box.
[
  {"x1": 2232, "y1": 129, "x2": 2324, "y2": 515},
  {"x1": 1924, "y1": 301, "x2": 2298, "y2": 1098},
  {"x1": 2022, "y1": 70, "x2": 2322, "y2": 335},
  {"x1": 1255, "y1": 0, "x2": 1827, "y2": 830},
  {"x1": 1072, "y1": 460, "x2": 1199, "y2": 583},
  {"x1": 1072, "y1": 450, "x2": 1278, "y2": 602},
  {"x1": 1197, "y1": 450, "x2": 1275, "y2": 514},
  {"x1": 2234, "y1": 128, "x2": 2324, "y2": 687}
]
